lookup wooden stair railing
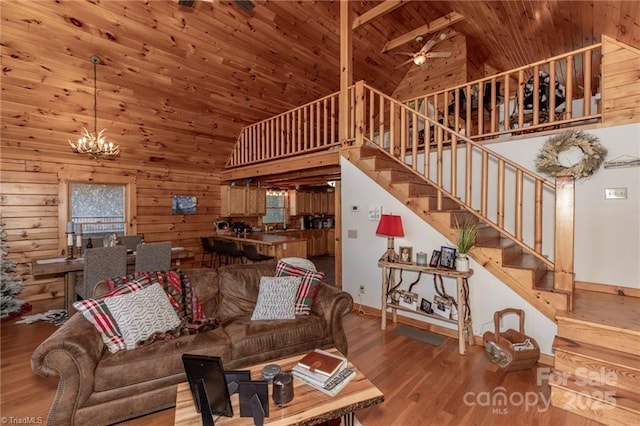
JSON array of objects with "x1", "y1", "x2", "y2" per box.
[{"x1": 344, "y1": 81, "x2": 574, "y2": 316}]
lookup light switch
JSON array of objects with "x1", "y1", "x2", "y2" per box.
[
  {"x1": 347, "y1": 230, "x2": 357, "y2": 239},
  {"x1": 605, "y1": 188, "x2": 627, "y2": 199}
]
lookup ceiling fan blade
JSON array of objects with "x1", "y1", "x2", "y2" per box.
[
  {"x1": 425, "y1": 51, "x2": 451, "y2": 58},
  {"x1": 395, "y1": 58, "x2": 415, "y2": 70},
  {"x1": 419, "y1": 32, "x2": 448, "y2": 54},
  {"x1": 395, "y1": 52, "x2": 417, "y2": 57}
]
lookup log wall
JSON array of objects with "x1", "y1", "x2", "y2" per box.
[
  {"x1": 1, "y1": 157, "x2": 220, "y2": 306},
  {"x1": 601, "y1": 35, "x2": 640, "y2": 125}
]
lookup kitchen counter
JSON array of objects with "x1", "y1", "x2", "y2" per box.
[{"x1": 213, "y1": 233, "x2": 307, "y2": 259}]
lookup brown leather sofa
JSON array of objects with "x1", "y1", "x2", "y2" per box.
[{"x1": 31, "y1": 262, "x2": 353, "y2": 425}]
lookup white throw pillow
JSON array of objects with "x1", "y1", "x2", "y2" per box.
[
  {"x1": 278, "y1": 257, "x2": 317, "y2": 272},
  {"x1": 251, "y1": 276, "x2": 302, "y2": 321},
  {"x1": 104, "y1": 282, "x2": 181, "y2": 350}
]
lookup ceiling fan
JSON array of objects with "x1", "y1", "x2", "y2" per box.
[{"x1": 394, "y1": 32, "x2": 451, "y2": 71}]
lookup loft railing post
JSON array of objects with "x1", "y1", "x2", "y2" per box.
[
  {"x1": 554, "y1": 176, "x2": 575, "y2": 310},
  {"x1": 354, "y1": 81, "x2": 365, "y2": 146}
]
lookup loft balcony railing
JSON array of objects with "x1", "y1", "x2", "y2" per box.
[
  {"x1": 402, "y1": 44, "x2": 602, "y2": 142},
  {"x1": 226, "y1": 92, "x2": 341, "y2": 167}
]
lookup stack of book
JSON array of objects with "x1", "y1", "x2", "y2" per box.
[{"x1": 291, "y1": 349, "x2": 356, "y2": 397}]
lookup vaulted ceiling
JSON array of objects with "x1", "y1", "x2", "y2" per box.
[{"x1": 2, "y1": 1, "x2": 638, "y2": 173}]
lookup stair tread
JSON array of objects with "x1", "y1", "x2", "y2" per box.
[
  {"x1": 557, "y1": 289, "x2": 640, "y2": 335},
  {"x1": 502, "y1": 252, "x2": 545, "y2": 269},
  {"x1": 534, "y1": 272, "x2": 555, "y2": 291},
  {"x1": 553, "y1": 336, "x2": 640, "y2": 371},
  {"x1": 475, "y1": 236, "x2": 517, "y2": 249},
  {"x1": 550, "y1": 374, "x2": 640, "y2": 412}
]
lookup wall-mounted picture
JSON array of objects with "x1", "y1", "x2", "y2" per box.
[
  {"x1": 439, "y1": 246, "x2": 457, "y2": 269},
  {"x1": 399, "y1": 246, "x2": 413, "y2": 264},
  {"x1": 429, "y1": 250, "x2": 441, "y2": 267},
  {"x1": 172, "y1": 195, "x2": 197, "y2": 215}
]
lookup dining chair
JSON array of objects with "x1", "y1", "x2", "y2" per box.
[
  {"x1": 77, "y1": 246, "x2": 128, "y2": 300},
  {"x1": 135, "y1": 242, "x2": 172, "y2": 272},
  {"x1": 119, "y1": 235, "x2": 143, "y2": 252},
  {"x1": 242, "y1": 243, "x2": 275, "y2": 263}
]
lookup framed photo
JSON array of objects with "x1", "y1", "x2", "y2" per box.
[
  {"x1": 429, "y1": 250, "x2": 441, "y2": 267},
  {"x1": 398, "y1": 290, "x2": 419, "y2": 310},
  {"x1": 399, "y1": 246, "x2": 413, "y2": 264},
  {"x1": 439, "y1": 246, "x2": 457, "y2": 269},
  {"x1": 420, "y1": 298, "x2": 433, "y2": 314}
]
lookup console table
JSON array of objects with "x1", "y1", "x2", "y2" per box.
[{"x1": 379, "y1": 261, "x2": 474, "y2": 355}]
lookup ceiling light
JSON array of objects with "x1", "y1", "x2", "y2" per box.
[
  {"x1": 413, "y1": 53, "x2": 427, "y2": 66},
  {"x1": 69, "y1": 55, "x2": 120, "y2": 159}
]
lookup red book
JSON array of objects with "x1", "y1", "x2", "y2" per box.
[{"x1": 297, "y1": 349, "x2": 345, "y2": 377}]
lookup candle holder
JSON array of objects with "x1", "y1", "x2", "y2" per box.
[{"x1": 66, "y1": 231, "x2": 75, "y2": 260}]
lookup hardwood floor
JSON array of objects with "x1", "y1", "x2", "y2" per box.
[{"x1": 0, "y1": 301, "x2": 602, "y2": 425}]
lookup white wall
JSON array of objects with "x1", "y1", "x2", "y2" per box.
[{"x1": 339, "y1": 123, "x2": 640, "y2": 355}]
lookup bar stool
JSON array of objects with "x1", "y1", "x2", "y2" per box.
[
  {"x1": 200, "y1": 237, "x2": 217, "y2": 268},
  {"x1": 213, "y1": 239, "x2": 228, "y2": 268},
  {"x1": 224, "y1": 241, "x2": 245, "y2": 265},
  {"x1": 242, "y1": 243, "x2": 275, "y2": 263}
]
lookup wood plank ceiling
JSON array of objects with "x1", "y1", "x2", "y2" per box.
[{"x1": 2, "y1": 1, "x2": 638, "y2": 177}]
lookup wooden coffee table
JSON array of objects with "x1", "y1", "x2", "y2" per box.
[{"x1": 174, "y1": 349, "x2": 384, "y2": 425}]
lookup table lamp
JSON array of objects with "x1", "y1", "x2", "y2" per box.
[{"x1": 376, "y1": 214, "x2": 404, "y2": 262}]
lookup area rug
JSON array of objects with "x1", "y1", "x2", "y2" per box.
[
  {"x1": 15, "y1": 309, "x2": 68, "y2": 326},
  {"x1": 394, "y1": 325, "x2": 446, "y2": 347}
]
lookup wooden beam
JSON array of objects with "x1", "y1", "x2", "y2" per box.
[
  {"x1": 352, "y1": 0, "x2": 406, "y2": 30},
  {"x1": 339, "y1": 0, "x2": 353, "y2": 142},
  {"x1": 220, "y1": 151, "x2": 341, "y2": 182},
  {"x1": 382, "y1": 12, "x2": 465, "y2": 53}
]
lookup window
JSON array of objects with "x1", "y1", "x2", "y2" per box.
[
  {"x1": 262, "y1": 191, "x2": 286, "y2": 224},
  {"x1": 70, "y1": 182, "x2": 126, "y2": 239},
  {"x1": 58, "y1": 172, "x2": 137, "y2": 250}
]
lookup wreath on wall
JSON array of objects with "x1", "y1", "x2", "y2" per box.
[{"x1": 535, "y1": 131, "x2": 607, "y2": 179}]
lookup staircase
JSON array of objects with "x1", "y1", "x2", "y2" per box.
[
  {"x1": 343, "y1": 143, "x2": 569, "y2": 320},
  {"x1": 550, "y1": 290, "x2": 640, "y2": 425}
]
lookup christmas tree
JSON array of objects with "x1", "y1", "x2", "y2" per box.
[{"x1": 1, "y1": 225, "x2": 26, "y2": 320}]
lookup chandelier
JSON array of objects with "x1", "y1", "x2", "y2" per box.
[{"x1": 69, "y1": 55, "x2": 120, "y2": 158}]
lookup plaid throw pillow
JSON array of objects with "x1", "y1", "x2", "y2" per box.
[
  {"x1": 275, "y1": 260, "x2": 325, "y2": 315},
  {"x1": 73, "y1": 276, "x2": 154, "y2": 353}
]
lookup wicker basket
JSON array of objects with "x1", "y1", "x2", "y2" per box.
[{"x1": 482, "y1": 308, "x2": 540, "y2": 371}]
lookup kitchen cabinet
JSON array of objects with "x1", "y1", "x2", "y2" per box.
[
  {"x1": 221, "y1": 186, "x2": 246, "y2": 216},
  {"x1": 311, "y1": 193, "x2": 322, "y2": 215},
  {"x1": 246, "y1": 187, "x2": 266, "y2": 216},
  {"x1": 221, "y1": 186, "x2": 266, "y2": 217}
]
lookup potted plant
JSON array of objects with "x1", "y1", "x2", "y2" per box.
[{"x1": 455, "y1": 220, "x2": 478, "y2": 272}]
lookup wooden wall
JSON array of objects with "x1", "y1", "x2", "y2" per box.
[
  {"x1": 392, "y1": 32, "x2": 468, "y2": 101},
  {"x1": 601, "y1": 35, "x2": 640, "y2": 125},
  {"x1": 1, "y1": 156, "x2": 220, "y2": 306}
]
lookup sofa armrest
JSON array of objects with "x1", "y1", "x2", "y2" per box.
[
  {"x1": 31, "y1": 313, "x2": 105, "y2": 425},
  {"x1": 311, "y1": 282, "x2": 354, "y2": 356}
]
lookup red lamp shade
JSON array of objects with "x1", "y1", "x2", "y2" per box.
[{"x1": 376, "y1": 214, "x2": 404, "y2": 238}]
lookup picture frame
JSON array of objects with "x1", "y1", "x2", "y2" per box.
[
  {"x1": 429, "y1": 250, "x2": 441, "y2": 268},
  {"x1": 172, "y1": 195, "x2": 197, "y2": 215},
  {"x1": 398, "y1": 290, "x2": 419, "y2": 310},
  {"x1": 398, "y1": 246, "x2": 413, "y2": 264},
  {"x1": 420, "y1": 298, "x2": 433, "y2": 314},
  {"x1": 439, "y1": 246, "x2": 457, "y2": 269}
]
